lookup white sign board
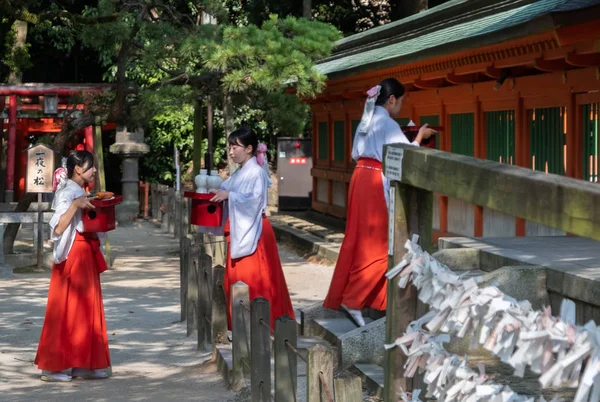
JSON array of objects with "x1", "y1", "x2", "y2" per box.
[
  {"x1": 384, "y1": 147, "x2": 404, "y2": 182},
  {"x1": 26, "y1": 143, "x2": 55, "y2": 193}
]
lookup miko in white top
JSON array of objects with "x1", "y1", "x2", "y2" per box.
[
  {"x1": 220, "y1": 156, "x2": 269, "y2": 259},
  {"x1": 352, "y1": 105, "x2": 419, "y2": 207},
  {"x1": 49, "y1": 179, "x2": 86, "y2": 263},
  {"x1": 351, "y1": 105, "x2": 419, "y2": 163}
]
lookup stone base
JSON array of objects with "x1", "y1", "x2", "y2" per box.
[{"x1": 116, "y1": 201, "x2": 140, "y2": 224}]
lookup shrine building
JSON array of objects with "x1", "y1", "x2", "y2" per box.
[{"x1": 309, "y1": 0, "x2": 600, "y2": 238}]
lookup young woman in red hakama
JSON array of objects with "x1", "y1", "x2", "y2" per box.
[
  {"x1": 35, "y1": 150, "x2": 111, "y2": 382},
  {"x1": 323, "y1": 79, "x2": 436, "y2": 326},
  {"x1": 210, "y1": 127, "x2": 295, "y2": 330}
]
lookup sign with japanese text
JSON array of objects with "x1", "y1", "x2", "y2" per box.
[{"x1": 26, "y1": 143, "x2": 55, "y2": 193}]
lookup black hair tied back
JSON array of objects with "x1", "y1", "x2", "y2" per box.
[
  {"x1": 66, "y1": 150, "x2": 94, "y2": 178},
  {"x1": 375, "y1": 78, "x2": 405, "y2": 106},
  {"x1": 228, "y1": 126, "x2": 259, "y2": 155}
]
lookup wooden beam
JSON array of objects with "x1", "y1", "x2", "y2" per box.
[
  {"x1": 446, "y1": 72, "x2": 479, "y2": 85},
  {"x1": 565, "y1": 52, "x2": 600, "y2": 68},
  {"x1": 383, "y1": 145, "x2": 600, "y2": 241},
  {"x1": 484, "y1": 67, "x2": 503, "y2": 79},
  {"x1": 533, "y1": 57, "x2": 570, "y2": 72},
  {"x1": 413, "y1": 78, "x2": 445, "y2": 90}
]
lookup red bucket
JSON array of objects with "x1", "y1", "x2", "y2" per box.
[
  {"x1": 184, "y1": 192, "x2": 224, "y2": 227},
  {"x1": 82, "y1": 195, "x2": 123, "y2": 233}
]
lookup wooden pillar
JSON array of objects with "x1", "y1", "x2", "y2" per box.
[
  {"x1": 566, "y1": 93, "x2": 581, "y2": 179},
  {"x1": 439, "y1": 102, "x2": 449, "y2": 233},
  {"x1": 384, "y1": 181, "x2": 433, "y2": 402},
  {"x1": 474, "y1": 100, "x2": 484, "y2": 237},
  {"x1": 84, "y1": 126, "x2": 95, "y2": 191},
  {"x1": 211, "y1": 265, "x2": 229, "y2": 346},
  {"x1": 514, "y1": 97, "x2": 526, "y2": 236},
  {"x1": 6, "y1": 95, "x2": 17, "y2": 201}
]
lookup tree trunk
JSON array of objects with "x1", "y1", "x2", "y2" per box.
[
  {"x1": 303, "y1": 0, "x2": 312, "y2": 20},
  {"x1": 223, "y1": 91, "x2": 236, "y2": 176},
  {"x1": 391, "y1": 0, "x2": 428, "y2": 20},
  {"x1": 4, "y1": 19, "x2": 30, "y2": 254},
  {"x1": 7, "y1": 19, "x2": 28, "y2": 84}
]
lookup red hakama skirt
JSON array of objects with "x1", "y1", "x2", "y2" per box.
[
  {"x1": 35, "y1": 232, "x2": 111, "y2": 371},
  {"x1": 224, "y1": 216, "x2": 295, "y2": 329},
  {"x1": 323, "y1": 158, "x2": 388, "y2": 311}
]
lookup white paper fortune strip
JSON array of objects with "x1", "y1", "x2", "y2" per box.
[{"x1": 389, "y1": 239, "x2": 600, "y2": 402}]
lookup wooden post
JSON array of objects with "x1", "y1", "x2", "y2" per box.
[
  {"x1": 231, "y1": 281, "x2": 250, "y2": 391},
  {"x1": 334, "y1": 373, "x2": 363, "y2": 402},
  {"x1": 211, "y1": 265, "x2": 229, "y2": 346},
  {"x1": 187, "y1": 243, "x2": 199, "y2": 336},
  {"x1": 251, "y1": 297, "x2": 271, "y2": 402},
  {"x1": 193, "y1": 98, "x2": 203, "y2": 177},
  {"x1": 36, "y1": 193, "x2": 43, "y2": 270},
  {"x1": 94, "y1": 119, "x2": 111, "y2": 266},
  {"x1": 144, "y1": 181, "x2": 149, "y2": 218},
  {"x1": 168, "y1": 188, "x2": 175, "y2": 235},
  {"x1": 275, "y1": 315, "x2": 297, "y2": 402},
  {"x1": 180, "y1": 237, "x2": 191, "y2": 322},
  {"x1": 197, "y1": 250, "x2": 212, "y2": 352},
  {"x1": 384, "y1": 182, "x2": 433, "y2": 402},
  {"x1": 174, "y1": 191, "x2": 181, "y2": 239},
  {"x1": 307, "y1": 344, "x2": 335, "y2": 402},
  {"x1": 161, "y1": 187, "x2": 169, "y2": 232}
]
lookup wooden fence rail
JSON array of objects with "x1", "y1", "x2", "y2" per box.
[{"x1": 382, "y1": 144, "x2": 600, "y2": 401}]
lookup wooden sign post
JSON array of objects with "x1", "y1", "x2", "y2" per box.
[{"x1": 25, "y1": 143, "x2": 56, "y2": 270}]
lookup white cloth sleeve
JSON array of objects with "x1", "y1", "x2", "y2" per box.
[{"x1": 227, "y1": 173, "x2": 266, "y2": 259}]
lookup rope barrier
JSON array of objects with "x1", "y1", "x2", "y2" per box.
[
  {"x1": 319, "y1": 372, "x2": 335, "y2": 402},
  {"x1": 285, "y1": 340, "x2": 306, "y2": 363}
]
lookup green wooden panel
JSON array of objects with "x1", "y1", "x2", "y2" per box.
[
  {"x1": 333, "y1": 121, "x2": 345, "y2": 162},
  {"x1": 420, "y1": 115, "x2": 440, "y2": 149},
  {"x1": 582, "y1": 103, "x2": 599, "y2": 182},
  {"x1": 486, "y1": 110, "x2": 515, "y2": 164},
  {"x1": 351, "y1": 120, "x2": 360, "y2": 142},
  {"x1": 529, "y1": 107, "x2": 565, "y2": 175},
  {"x1": 318, "y1": 121, "x2": 328, "y2": 160},
  {"x1": 450, "y1": 113, "x2": 474, "y2": 156}
]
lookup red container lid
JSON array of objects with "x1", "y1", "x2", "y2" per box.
[
  {"x1": 90, "y1": 195, "x2": 123, "y2": 207},
  {"x1": 184, "y1": 191, "x2": 221, "y2": 202}
]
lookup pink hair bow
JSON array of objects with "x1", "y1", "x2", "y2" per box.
[
  {"x1": 256, "y1": 143, "x2": 268, "y2": 167},
  {"x1": 53, "y1": 167, "x2": 67, "y2": 192},
  {"x1": 367, "y1": 85, "x2": 381, "y2": 98}
]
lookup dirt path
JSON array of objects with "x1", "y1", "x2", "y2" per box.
[{"x1": 0, "y1": 223, "x2": 333, "y2": 401}]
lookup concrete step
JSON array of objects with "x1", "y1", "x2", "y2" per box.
[{"x1": 352, "y1": 363, "x2": 384, "y2": 398}]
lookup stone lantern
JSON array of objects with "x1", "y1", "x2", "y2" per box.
[{"x1": 109, "y1": 127, "x2": 150, "y2": 224}]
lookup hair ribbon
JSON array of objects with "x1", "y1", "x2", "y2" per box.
[{"x1": 355, "y1": 85, "x2": 381, "y2": 136}]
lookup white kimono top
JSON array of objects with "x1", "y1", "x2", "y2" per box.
[
  {"x1": 221, "y1": 157, "x2": 268, "y2": 259},
  {"x1": 351, "y1": 106, "x2": 419, "y2": 206},
  {"x1": 49, "y1": 179, "x2": 85, "y2": 264}
]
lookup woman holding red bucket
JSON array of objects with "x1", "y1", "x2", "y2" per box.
[
  {"x1": 210, "y1": 127, "x2": 295, "y2": 329},
  {"x1": 35, "y1": 150, "x2": 111, "y2": 382},
  {"x1": 323, "y1": 78, "x2": 437, "y2": 326}
]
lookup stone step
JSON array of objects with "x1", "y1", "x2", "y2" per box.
[
  {"x1": 352, "y1": 363, "x2": 384, "y2": 398},
  {"x1": 215, "y1": 344, "x2": 233, "y2": 386},
  {"x1": 310, "y1": 317, "x2": 374, "y2": 345}
]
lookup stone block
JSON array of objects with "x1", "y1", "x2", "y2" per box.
[{"x1": 432, "y1": 248, "x2": 480, "y2": 271}]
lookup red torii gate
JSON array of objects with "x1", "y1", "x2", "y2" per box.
[{"x1": 0, "y1": 84, "x2": 114, "y2": 201}]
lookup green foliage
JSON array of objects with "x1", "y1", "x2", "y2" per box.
[{"x1": 142, "y1": 104, "x2": 195, "y2": 184}]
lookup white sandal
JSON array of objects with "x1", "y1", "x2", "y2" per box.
[
  {"x1": 72, "y1": 367, "x2": 109, "y2": 379},
  {"x1": 41, "y1": 371, "x2": 72, "y2": 382},
  {"x1": 341, "y1": 304, "x2": 366, "y2": 327}
]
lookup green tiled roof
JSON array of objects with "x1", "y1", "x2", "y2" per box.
[{"x1": 317, "y1": 0, "x2": 600, "y2": 78}]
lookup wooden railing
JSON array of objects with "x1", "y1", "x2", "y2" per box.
[{"x1": 382, "y1": 144, "x2": 600, "y2": 401}]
